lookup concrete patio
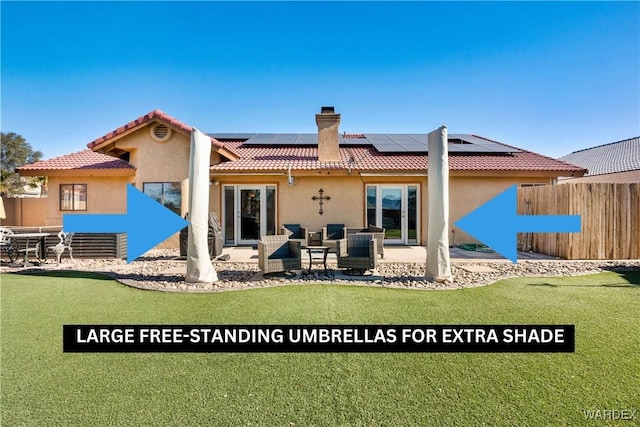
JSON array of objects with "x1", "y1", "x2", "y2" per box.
[{"x1": 214, "y1": 245, "x2": 556, "y2": 264}]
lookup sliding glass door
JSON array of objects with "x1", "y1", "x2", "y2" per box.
[
  {"x1": 381, "y1": 187, "x2": 403, "y2": 243},
  {"x1": 223, "y1": 185, "x2": 276, "y2": 245},
  {"x1": 240, "y1": 188, "x2": 261, "y2": 242},
  {"x1": 366, "y1": 185, "x2": 419, "y2": 245}
]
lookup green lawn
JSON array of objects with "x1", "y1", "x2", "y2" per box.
[{"x1": 1, "y1": 271, "x2": 639, "y2": 426}]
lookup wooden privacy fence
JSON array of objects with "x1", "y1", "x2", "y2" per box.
[{"x1": 517, "y1": 183, "x2": 639, "y2": 260}]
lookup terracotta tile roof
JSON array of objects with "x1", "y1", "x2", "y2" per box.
[
  {"x1": 559, "y1": 136, "x2": 640, "y2": 176},
  {"x1": 210, "y1": 137, "x2": 586, "y2": 174},
  {"x1": 87, "y1": 109, "x2": 224, "y2": 150},
  {"x1": 18, "y1": 150, "x2": 135, "y2": 171}
]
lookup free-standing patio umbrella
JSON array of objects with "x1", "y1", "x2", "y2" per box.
[
  {"x1": 186, "y1": 128, "x2": 218, "y2": 283},
  {"x1": 426, "y1": 126, "x2": 453, "y2": 282}
]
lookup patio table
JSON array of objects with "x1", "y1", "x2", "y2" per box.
[
  {"x1": 10, "y1": 232, "x2": 56, "y2": 267},
  {"x1": 304, "y1": 246, "x2": 330, "y2": 274}
]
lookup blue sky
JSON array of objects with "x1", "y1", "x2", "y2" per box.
[{"x1": 2, "y1": 1, "x2": 639, "y2": 160}]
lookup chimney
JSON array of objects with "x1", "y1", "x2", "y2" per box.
[{"x1": 316, "y1": 106, "x2": 341, "y2": 162}]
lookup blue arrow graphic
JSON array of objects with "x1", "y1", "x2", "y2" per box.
[
  {"x1": 454, "y1": 185, "x2": 581, "y2": 263},
  {"x1": 63, "y1": 184, "x2": 189, "y2": 263}
]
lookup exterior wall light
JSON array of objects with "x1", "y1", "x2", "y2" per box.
[{"x1": 288, "y1": 167, "x2": 295, "y2": 186}]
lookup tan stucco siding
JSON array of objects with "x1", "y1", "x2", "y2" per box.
[
  {"x1": 1, "y1": 198, "x2": 48, "y2": 227},
  {"x1": 279, "y1": 175, "x2": 364, "y2": 232},
  {"x1": 449, "y1": 176, "x2": 553, "y2": 244},
  {"x1": 114, "y1": 126, "x2": 191, "y2": 189},
  {"x1": 215, "y1": 173, "x2": 426, "y2": 243},
  {"x1": 36, "y1": 170, "x2": 557, "y2": 248},
  {"x1": 45, "y1": 176, "x2": 129, "y2": 226},
  {"x1": 212, "y1": 173, "x2": 555, "y2": 246}
]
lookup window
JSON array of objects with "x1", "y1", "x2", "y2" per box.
[
  {"x1": 143, "y1": 182, "x2": 181, "y2": 215},
  {"x1": 224, "y1": 186, "x2": 235, "y2": 244},
  {"x1": 60, "y1": 184, "x2": 87, "y2": 211},
  {"x1": 366, "y1": 186, "x2": 376, "y2": 226}
]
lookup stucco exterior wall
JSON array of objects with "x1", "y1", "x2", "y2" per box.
[
  {"x1": 36, "y1": 168, "x2": 555, "y2": 249},
  {"x1": 214, "y1": 174, "x2": 417, "y2": 242},
  {"x1": 44, "y1": 176, "x2": 129, "y2": 226},
  {"x1": 449, "y1": 176, "x2": 552, "y2": 244},
  {"x1": 213, "y1": 173, "x2": 553, "y2": 246},
  {"x1": 281, "y1": 175, "x2": 364, "y2": 231},
  {"x1": 108, "y1": 125, "x2": 193, "y2": 249},
  {"x1": 31, "y1": 120, "x2": 561, "y2": 251},
  {"x1": 0, "y1": 197, "x2": 48, "y2": 226},
  {"x1": 114, "y1": 126, "x2": 191, "y2": 190}
]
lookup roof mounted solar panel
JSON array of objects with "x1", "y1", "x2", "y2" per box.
[
  {"x1": 271, "y1": 134, "x2": 298, "y2": 145},
  {"x1": 448, "y1": 134, "x2": 521, "y2": 153},
  {"x1": 339, "y1": 135, "x2": 370, "y2": 145},
  {"x1": 230, "y1": 131, "x2": 521, "y2": 154},
  {"x1": 407, "y1": 134, "x2": 428, "y2": 143},
  {"x1": 296, "y1": 134, "x2": 318, "y2": 145},
  {"x1": 243, "y1": 133, "x2": 320, "y2": 145},
  {"x1": 387, "y1": 134, "x2": 414, "y2": 144},
  {"x1": 209, "y1": 133, "x2": 257, "y2": 140},
  {"x1": 401, "y1": 134, "x2": 430, "y2": 152},
  {"x1": 447, "y1": 145, "x2": 468, "y2": 153},
  {"x1": 365, "y1": 134, "x2": 402, "y2": 152},
  {"x1": 243, "y1": 134, "x2": 278, "y2": 145},
  {"x1": 386, "y1": 134, "x2": 428, "y2": 152},
  {"x1": 453, "y1": 144, "x2": 495, "y2": 153}
]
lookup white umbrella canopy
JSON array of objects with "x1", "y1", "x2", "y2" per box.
[
  {"x1": 186, "y1": 128, "x2": 218, "y2": 283},
  {"x1": 426, "y1": 126, "x2": 453, "y2": 283}
]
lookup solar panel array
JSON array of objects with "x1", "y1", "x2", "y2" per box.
[
  {"x1": 218, "y1": 133, "x2": 521, "y2": 154},
  {"x1": 209, "y1": 133, "x2": 257, "y2": 140}
]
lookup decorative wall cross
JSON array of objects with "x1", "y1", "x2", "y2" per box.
[{"x1": 311, "y1": 188, "x2": 331, "y2": 215}]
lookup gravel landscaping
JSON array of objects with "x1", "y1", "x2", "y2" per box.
[{"x1": 6, "y1": 250, "x2": 640, "y2": 292}]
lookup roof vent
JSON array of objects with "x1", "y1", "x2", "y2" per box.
[{"x1": 150, "y1": 123, "x2": 171, "y2": 142}]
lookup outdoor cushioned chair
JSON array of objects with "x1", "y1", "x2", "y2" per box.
[
  {"x1": 47, "y1": 231, "x2": 75, "y2": 266},
  {"x1": 345, "y1": 225, "x2": 385, "y2": 258},
  {"x1": 321, "y1": 224, "x2": 345, "y2": 253},
  {"x1": 336, "y1": 234, "x2": 377, "y2": 275},
  {"x1": 258, "y1": 235, "x2": 302, "y2": 275},
  {"x1": 281, "y1": 224, "x2": 309, "y2": 247}
]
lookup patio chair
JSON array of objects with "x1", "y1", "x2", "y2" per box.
[
  {"x1": 47, "y1": 231, "x2": 75, "y2": 266},
  {"x1": 258, "y1": 235, "x2": 302, "y2": 275},
  {"x1": 0, "y1": 227, "x2": 17, "y2": 263},
  {"x1": 336, "y1": 234, "x2": 377, "y2": 275},
  {"x1": 345, "y1": 225, "x2": 385, "y2": 258},
  {"x1": 17, "y1": 235, "x2": 45, "y2": 264},
  {"x1": 281, "y1": 224, "x2": 309, "y2": 247},
  {"x1": 321, "y1": 224, "x2": 345, "y2": 253}
]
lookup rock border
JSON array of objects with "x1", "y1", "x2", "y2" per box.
[{"x1": 5, "y1": 258, "x2": 639, "y2": 293}]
